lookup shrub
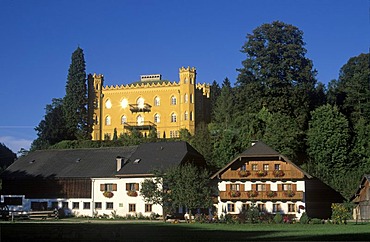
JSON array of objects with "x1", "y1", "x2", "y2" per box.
[
  {"x1": 273, "y1": 213, "x2": 283, "y2": 224},
  {"x1": 299, "y1": 212, "x2": 310, "y2": 224},
  {"x1": 310, "y1": 218, "x2": 323, "y2": 224},
  {"x1": 331, "y1": 203, "x2": 353, "y2": 224}
]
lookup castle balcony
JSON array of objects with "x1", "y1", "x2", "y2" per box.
[
  {"x1": 219, "y1": 190, "x2": 304, "y2": 201},
  {"x1": 123, "y1": 121, "x2": 156, "y2": 131},
  {"x1": 220, "y1": 170, "x2": 304, "y2": 180},
  {"x1": 129, "y1": 103, "x2": 152, "y2": 113}
]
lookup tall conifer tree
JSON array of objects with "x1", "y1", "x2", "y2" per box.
[{"x1": 63, "y1": 47, "x2": 90, "y2": 140}]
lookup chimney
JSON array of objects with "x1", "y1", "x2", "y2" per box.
[{"x1": 116, "y1": 156, "x2": 123, "y2": 171}]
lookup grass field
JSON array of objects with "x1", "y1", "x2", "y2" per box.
[{"x1": 1, "y1": 219, "x2": 369, "y2": 241}]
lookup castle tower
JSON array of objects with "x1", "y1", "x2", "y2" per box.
[
  {"x1": 179, "y1": 67, "x2": 196, "y2": 134},
  {"x1": 88, "y1": 73, "x2": 104, "y2": 140}
]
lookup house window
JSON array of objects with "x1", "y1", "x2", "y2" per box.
[
  {"x1": 100, "y1": 183, "x2": 117, "y2": 192},
  {"x1": 263, "y1": 164, "x2": 269, "y2": 171},
  {"x1": 83, "y1": 202, "x2": 90, "y2": 210},
  {"x1": 145, "y1": 204, "x2": 153, "y2": 213},
  {"x1": 283, "y1": 184, "x2": 292, "y2": 191},
  {"x1": 72, "y1": 202, "x2": 79, "y2": 209},
  {"x1": 273, "y1": 204, "x2": 281, "y2": 213},
  {"x1": 95, "y1": 202, "x2": 102, "y2": 210},
  {"x1": 154, "y1": 97, "x2": 160, "y2": 106},
  {"x1": 274, "y1": 164, "x2": 281, "y2": 170},
  {"x1": 171, "y1": 96, "x2": 177, "y2": 105},
  {"x1": 171, "y1": 113, "x2": 177, "y2": 122},
  {"x1": 241, "y1": 164, "x2": 246, "y2": 171},
  {"x1": 51, "y1": 202, "x2": 58, "y2": 209},
  {"x1": 288, "y1": 204, "x2": 296, "y2": 212},
  {"x1": 184, "y1": 111, "x2": 188, "y2": 121},
  {"x1": 62, "y1": 202, "x2": 68, "y2": 208},
  {"x1": 252, "y1": 164, "x2": 258, "y2": 171},
  {"x1": 126, "y1": 183, "x2": 139, "y2": 191},
  {"x1": 106, "y1": 202, "x2": 113, "y2": 210},
  {"x1": 154, "y1": 113, "x2": 160, "y2": 123},
  {"x1": 121, "y1": 115, "x2": 127, "y2": 124},
  {"x1": 257, "y1": 184, "x2": 266, "y2": 191},
  {"x1": 184, "y1": 94, "x2": 188, "y2": 103},
  {"x1": 230, "y1": 184, "x2": 240, "y2": 191},
  {"x1": 257, "y1": 203, "x2": 266, "y2": 212},
  {"x1": 129, "y1": 204, "x2": 136, "y2": 212},
  {"x1": 227, "y1": 203, "x2": 235, "y2": 212},
  {"x1": 105, "y1": 116, "x2": 111, "y2": 126},
  {"x1": 242, "y1": 203, "x2": 250, "y2": 211}
]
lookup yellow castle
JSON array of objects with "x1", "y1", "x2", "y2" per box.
[{"x1": 87, "y1": 67, "x2": 211, "y2": 140}]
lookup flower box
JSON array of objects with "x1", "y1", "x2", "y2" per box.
[
  {"x1": 127, "y1": 190, "x2": 138, "y2": 197},
  {"x1": 284, "y1": 190, "x2": 295, "y2": 197},
  {"x1": 256, "y1": 170, "x2": 268, "y2": 177},
  {"x1": 247, "y1": 190, "x2": 258, "y2": 198},
  {"x1": 273, "y1": 170, "x2": 285, "y2": 177},
  {"x1": 266, "y1": 191, "x2": 277, "y2": 197},
  {"x1": 238, "y1": 170, "x2": 251, "y2": 177},
  {"x1": 103, "y1": 191, "x2": 114, "y2": 198},
  {"x1": 229, "y1": 190, "x2": 241, "y2": 197}
]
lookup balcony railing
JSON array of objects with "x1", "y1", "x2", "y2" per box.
[
  {"x1": 221, "y1": 170, "x2": 304, "y2": 180},
  {"x1": 123, "y1": 121, "x2": 156, "y2": 131},
  {"x1": 129, "y1": 103, "x2": 152, "y2": 113},
  {"x1": 219, "y1": 190, "x2": 304, "y2": 201}
]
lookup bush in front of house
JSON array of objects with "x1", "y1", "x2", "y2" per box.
[
  {"x1": 299, "y1": 212, "x2": 310, "y2": 224},
  {"x1": 273, "y1": 213, "x2": 283, "y2": 224}
]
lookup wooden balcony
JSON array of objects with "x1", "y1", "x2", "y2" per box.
[
  {"x1": 220, "y1": 170, "x2": 304, "y2": 180},
  {"x1": 219, "y1": 190, "x2": 304, "y2": 201}
]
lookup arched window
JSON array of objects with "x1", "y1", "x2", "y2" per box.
[
  {"x1": 171, "y1": 113, "x2": 177, "y2": 123},
  {"x1": 190, "y1": 94, "x2": 193, "y2": 103},
  {"x1": 171, "y1": 96, "x2": 177, "y2": 105},
  {"x1": 154, "y1": 96, "x2": 160, "y2": 106},
  {"x1": 190, "y1": 111, "x2": 193, "y2": 121},
  {"x1": 121, "y1": 115, "x2": 127, "y2": 124},
  {"x1": 137, "y1": 97, "x2": 145, "y2": 109},
  {"x1": 184, "y1": 78, "x2": 188, "y2": 84},
  {"x1": 137, "y1": 115, "x2": 144, "y2": 126},
  {"x1": 184, "y1": 111, "x2": 188, "y2": 121},
  {"x1": 105, "y1": 99, "x2": 112, "y2": 109},
  {"x1": 184, "y1": 94, "x2": 188, "y2": 103},
  {"x1": 154, "y1": 113, "x2": 160, "y2": 123},
  {"x1": 105, "y1": 116, "x2": 111, "y2": 126}
]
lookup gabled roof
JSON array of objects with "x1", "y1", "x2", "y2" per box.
[
  {"x1": 351, "y1": 174, "x2": 370, "y2": 202},
  {"x1": 211, "y1": 141, "x2": 311, "y2": 179},
  {"x1": 116, "y1": 141, "x2": 205, "y2": 177},
  {"x1": 1, "y1": 141, "x2": 204, "y2": 180}
]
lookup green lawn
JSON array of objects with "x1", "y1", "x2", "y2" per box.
[{"x1": 1, "y1": 220, "x2": 369, "y2": 241}]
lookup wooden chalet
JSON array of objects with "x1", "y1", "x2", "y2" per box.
[{"x1": 351, "y1": 174, "x2": 370, "y2": 221}]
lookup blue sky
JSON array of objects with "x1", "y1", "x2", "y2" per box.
[{"x1": 0, "y1": 0, "x2": 369, "y2": 154}]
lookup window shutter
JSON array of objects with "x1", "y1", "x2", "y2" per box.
[
  {"x1": 135, "y1": 183, "x2": 139, "y2": 191},
  {"x1": 226, "y1": 184, "x2": 230, "y2": 191},
  {"x1": 278, "y1": 184, "x2": 283, "y2": 191},
  {"x1": 292, "y1": 184, "x2": 297, "y2": 191},
  {"x1": 266, "y1": 184, "x2": 271, "y2": 191},
  {"x1": 112, "y1": 184, "x2": 117, "y2": 191},
  {"x1": 240, "y1": 184, "x2": 245, "y2": 191},
  {"x1": 252, "y1": 184, "x2": 257, "y2": 191},
  {"x1": 126, "y1": 183, "x2": 130, "y2": 191},
  {"x1": 100, "y1": 184, "x2": 105, "y2": 191}
]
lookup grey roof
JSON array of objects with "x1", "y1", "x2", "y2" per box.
[
  {"x1": 1, "y1": 141, "x2": 204, "y2": 179},
  {"x1": 116, "y1": 141, "x2": 204, "y2": 177}
]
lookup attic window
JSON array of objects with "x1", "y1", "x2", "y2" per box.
[{"x1": 134, "y1": 159, "x2": 141, "y2": 164}]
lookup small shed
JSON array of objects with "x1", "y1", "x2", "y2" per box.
[{"x1": 351, "y1": 174, "x2": 370, "y2": 221}]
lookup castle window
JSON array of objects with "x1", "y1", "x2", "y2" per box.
[
  {"x1": 190, "y1": 111, "x2": 193, "y2": 121},
  {"x1": 184, "y1": 78, "x2": 188, "y2": 84},
  {"x1": 184, "y1": 94, "x2": 188, "y2": 103},
  {"x1": 154, "y1": 113, "x2": 160, "y2": 123},
  {"x1": 171, "y1": 96, "x2": 177, "y2": 105},
  {"x1": 105, "y1": 116, "x2": 111, "y2": 126},
  {"x1": 154, "y1": 97, "x2": 160, "y2": 106},
  {"x1": 121, "y1": 98, "x2": 128, "y2": 108},
  {"x1": 137, "y1": 115, "x2": 144, "y2": 126},
  {"x1": 121, "y1": 115, "x2": 127, "y2": 124},
  {"x1": 190, "y1": 94, "x2": 193, "y2": 103},
  {"x1": 137, "y1": 97, "x2": 145, "y2": 109},
  {"x1": 171, "y1": 113, "x2": 177, "y2": 122},
  {"x1": 184, "y1": 111, "x2": 188, "y2": 121}
]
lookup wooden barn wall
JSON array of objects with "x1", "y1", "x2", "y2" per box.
[
  {"x1": 305, "y1": 177, "x2": 345, "y2": 219},
  {"x1": 2, "y1": 178, "x2": 91, "y2": 199}
]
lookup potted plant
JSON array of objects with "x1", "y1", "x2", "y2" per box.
[
  {"x1": 238, "y1": 170, "x2": 251, "y2": 177},
  {"x1": 273, "y1": 170, "x2": 285, "y2": 177},
  {"x1": 284, "y1": 190, "x2": 295, "y2": 197},
  {"x1": 256, "y1": 170, "x2": 267, "y2": 177},
  {"x1": 229, "y1": 190, "x2": 241, "y2": 197},
  {"x1": 266, "y1": 191, "x2": 277, "y2": 198},
  {"x1": 127, "y1": 190, "x2": 138, "y2": 197},
  {"x1": 103, "y1": 191, "x2": 114, "y2": 198},
  {"x1": 247, "y1": 190, "x2": 258, "y2": 198}
]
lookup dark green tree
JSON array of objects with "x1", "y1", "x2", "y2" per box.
[
  {"x1": 191, "y1": 122, "x2": 213, "y2": 165},
  {"x1": 210, "y1": 80, "x2": 221, "y2": 121},
  {"x1": 212, "y1": 78, "x2": 234, "y2": 130},
  {"x1": 63, "y1": 47, "x2": 90, "y2": 140},
  {"x1": 0, "y1": 143, "x2": 16, "y2": 171},
  {"x1": 31, "y1": 98, "x2": 69, "y2": 150},
  {"x1": 236, "y1": 21, "x2": 317, "y2": 130}
]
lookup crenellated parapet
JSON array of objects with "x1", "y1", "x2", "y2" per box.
[{"x1": 102, "y1": 80, "x2": 180, "y2": 90}]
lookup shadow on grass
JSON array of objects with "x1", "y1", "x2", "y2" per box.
[{"x1": 1, "y1": 222, "x2": 369, "y2": 241}]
